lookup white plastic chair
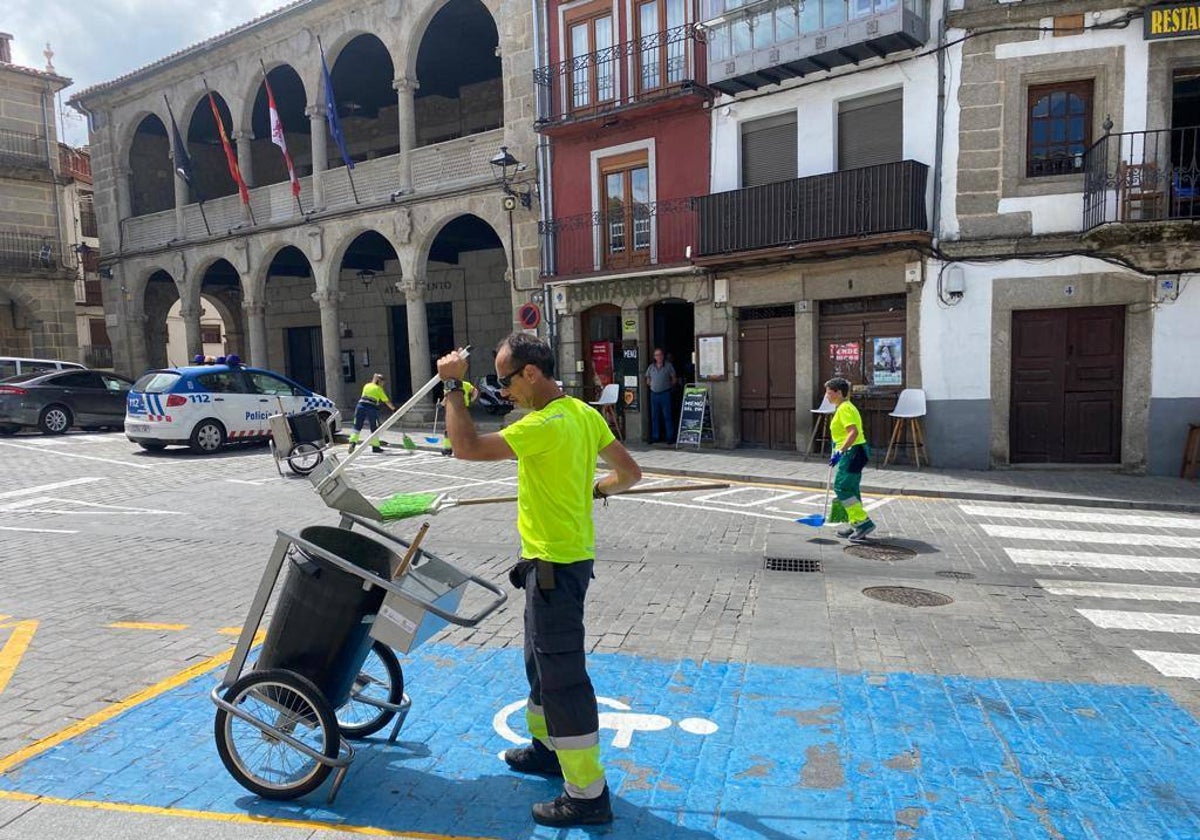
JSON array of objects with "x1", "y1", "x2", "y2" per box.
[
  {"x1": 884, "y1": 388, "x2": 927, "y2": 468},
  {"x1": 589, "y1": 383, "x2": 622, "y2": 440},
  {"x1": 807, "y1": 395, "x2": 836, "y2": 454}
]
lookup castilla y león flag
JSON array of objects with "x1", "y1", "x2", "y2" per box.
[{"x1": 264, "y1": 76, "x2": 300, "y2": 198}]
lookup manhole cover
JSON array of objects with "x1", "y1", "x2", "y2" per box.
[
  {"x1": 863, "y1": 586, "x2": 954, "y2": 607},
  {"x1": 843, "y1": 543, "x2": 917, "y2": 562},
  {"x1": 936, "y1": 570, "x2": 976, "y2": 580}
]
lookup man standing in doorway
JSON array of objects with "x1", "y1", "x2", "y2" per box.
[
  {"x1": 347, "y1": 373, "x2": 396, "y2": 454},
  {"x1": 644, "y1": 347, "x2": 677, "y2": 444},
  {"x1": 436, "y1": 333, "x2": 642, "y2": 827}
]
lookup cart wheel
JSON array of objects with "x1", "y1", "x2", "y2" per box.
[
  {"x1": 214, "y1": 669, "x2": 339, "y2": 800},
  {"x1": 287, "y1": 442, "x2": 323, "y2": 476},
  {"x1": 337, "y1": 641, "x2": 404, "y2": 739},
  {"x1": 269, "y1": 439, "x2": 285, "y2": 476}
]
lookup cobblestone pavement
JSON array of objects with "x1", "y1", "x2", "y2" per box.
[{"x1": 0, "y1": 430, "x2": 1198, "y2": 838}]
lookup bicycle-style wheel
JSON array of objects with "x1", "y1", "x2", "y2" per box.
[
  {"x1": 336, "y1": 641, "x2": 404, "y2": 739},
  {"x1": 287, "y1": 442, "x2": 324, "y2": 476}
]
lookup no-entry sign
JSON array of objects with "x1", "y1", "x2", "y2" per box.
[{"x1": 518, "y1": 302, "x2": 541, "y2": 329}]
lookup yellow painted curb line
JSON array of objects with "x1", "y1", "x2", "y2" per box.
[
  {"x1": 0, "y1": 620, "x2": 38, "y2": 697},
  {"x1": 107, "y1": 622, "x2": 189, "y2": 632}
]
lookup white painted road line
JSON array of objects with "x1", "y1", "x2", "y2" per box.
[
  {"x1": 0, "y1": 478, "x2": 101, "y2": 499},
  {"x1": 983, "y1": 524, "x2": 1200, "y2": 549},
  {"x1": 1009, "y1": 549, "x2": 1200, "y2": 574},
  {"x1": 1077, "y1": 609, "x2": 1200, "y2": 635},
  {"x1": 0, "y1": 441, "x2": 154, "y2": 470},
  {"x1": 1133, "y1": 650, "x2": 1200, "y2": 679},
  {"x1": 961, "y1": 505, "x2": 1200, "y2": 530},
  {"x1": 1037, "y1": 580, "x2": 1200, "y2": 603},
  {"x1": 0, "y1": 525, "x2": 78, "y2": 534}
]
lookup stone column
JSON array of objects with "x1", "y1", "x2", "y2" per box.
[
  {"x1": 403, "y1": 276, "x2": 431, "y2": 402},
  {"x1": 179, "y1": 304, "x2": 203, "y2": 361},
  {"x1": 127, "y1": 312, "x2": 150, "y2": 378},
  {"x1": 393, "y1": 77, "x2": 419, "y2": 193},
  {"x1": 116, "y1": 166, "x2": 133, "y2": 221},
  {"x1": 233, "y1": 131, "x2": 254, "y2": 188},
  {"x1": 306, "y1": 104, "x2": 327, "y2": 207},
  {"x1": 171, "y1": 149, "x2": 188, "y2": 240},
  {"x1": 312, "y1": 287, "x2": 344, "y2": 408},
  {"x1": 242, "y1": 300, "x2": 268, "y2": 368}
]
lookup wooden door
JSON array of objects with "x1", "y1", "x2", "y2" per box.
[
  {"x1": 738, "y1": 316, "x2": 795, "y2": 449},
  {"x1": 1011, "y1": 306, "x2": 1123, "y2": 463}
]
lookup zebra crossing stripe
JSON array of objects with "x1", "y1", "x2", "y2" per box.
[
  {"x1": 982, "y1": 524, "x2": 1200, "y2": 549},
  {"x1": 1077, "y1": 609, "x2": 1200, "y2": 635},
  {"x1": 1133, "y1": 650, "x2": 1200, "y2": 679},
  {"x1": 1037, "y1": 580, "x2": 1200, "y2": 603},
  {"x1": 961, "y1": 505, "x2": 1200, "y2": 530},
  {"x1": 1008, "y1": 548, "x2": 1200, "y2": 574}
]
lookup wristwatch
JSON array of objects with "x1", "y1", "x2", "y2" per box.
[{"x1": 442, "y1": 379, "x2": 465, "y2": 396}]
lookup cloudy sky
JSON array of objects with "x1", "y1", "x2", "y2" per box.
[{"x1": 7, "y1": 0, "x2": 286, "y2": 146}]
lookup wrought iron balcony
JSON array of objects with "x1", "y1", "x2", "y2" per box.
[
  {"x1": 75, "y1": 276, "x2": 103, "y2": 306},
  {"x1": 694, "y1": 160, "x2": 929, "y2": 259},
  {"x1": 82, "y1": 345, "x2": 113, "y2": 369},
  {"x1": 0, "y1": 231, "x2": 70, "y2": 272},
  {"x1": 0, "y1": 128, "x2": 47, "y2": 169},
  {"x1": 534, "y1": 25, "x2": 706, "y2": 127},
  {"x1": 540, "y1": 197, "x2": 697, "y2": 278},
  {"x1": 1083, "y1": 126, "x2": 1200, "y2": 229}
]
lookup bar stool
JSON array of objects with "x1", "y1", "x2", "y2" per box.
[
  {"x1": 807, "y1": 396, "x2": 836, "y2": 455},
  {"x1": 884, "y1": 388, "x2": 927, "y2": 468},
  {"x1": 589, "y1": 383, "x2": 623, "y2": 441}
]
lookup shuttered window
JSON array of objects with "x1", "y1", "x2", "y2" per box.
[
  {"x1": 740, "y1": 112, "x2": 797, "y2": 188},
  {"x1": 838, "y1": 90, "x2": 903, "y2": 171}
]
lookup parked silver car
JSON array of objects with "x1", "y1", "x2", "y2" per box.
[{"x1": 0, "y1": 369, "x2": 134, "y2": 435}]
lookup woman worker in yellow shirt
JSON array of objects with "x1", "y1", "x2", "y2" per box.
[{"x1": 825, "y1": 376, "x2": 876, "y2": 542}]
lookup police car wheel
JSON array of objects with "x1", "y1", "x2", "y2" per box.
[
  {"x1": 38, "y1": 405, "x2": 71, "y2": 435},
  {"x1": 189, "y1": 419, "x2": 226, "y2": 454},
  {"x1": 287, "y1": 442, "x2": 323, "y2": 476}
]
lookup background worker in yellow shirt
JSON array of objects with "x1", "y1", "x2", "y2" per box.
[
  {"x1": 348, "y1": 373, "x2": 396, "y2": 454},
  {"x1": 436, "y1": 333, "x2": 641, "y2": 828},
  {"x1": 825, "y1": 376, "x2": 876, "y2": 542}
]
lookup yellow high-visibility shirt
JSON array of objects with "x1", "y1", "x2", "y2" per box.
[{"x1": 830, "y1": 400, "x2": 864, "y2": 451}]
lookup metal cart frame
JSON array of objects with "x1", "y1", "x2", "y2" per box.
[
  {"x1": 210, "y1": 518, "x2": 506, "y2": 802},
  {"x1": 269, "y1": 410, "x2": 334, "y2": 477}
]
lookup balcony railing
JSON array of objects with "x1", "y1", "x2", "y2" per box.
[
  {"x1": 75, "y1": 277, "x2": 103, "y2": 306},
  {"x1": 0, "y1": 128, "x2": 47, "y2": 169},
  {"x1": 60, "y1": 147, "x2": 92, "y2": 181},
  {"x1": 1083, "y1": 126, "x2": 1200, "y2": 229},
  {"x1": 534, "y1": 26, "x2": 706, "y2": 126},
  {"x1": 695, "y1": 160, "x2": 929, "y2": 258},
  {"x1": 540, "y1": 197, "x2": 697, "y2": 278},
  {"x1": 0, "y1": 231, "x2": 70, "y2": 272},
  {"x1": 82, "y1": 345, "x2": 113, "y2": 368}
]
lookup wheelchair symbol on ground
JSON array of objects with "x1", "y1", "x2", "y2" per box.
[{"x1": 492, "y1": 696, "x2": 718, "y2": 757}]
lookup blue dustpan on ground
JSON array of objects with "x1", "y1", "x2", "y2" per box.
[{"x1": 796, "y1": 463, "x2": 834, "y2": 528}]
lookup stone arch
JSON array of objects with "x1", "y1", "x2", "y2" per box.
[
  {"x1": 404, "y1": 0, "x2": 502, "y2": 79},
  {"x1": 0, "y1": 281, "x2": 41, "y2": 356},
  {"x1": 185, "y1": 89, "x2": 241, "y2": 200},
  {"x1": 320, "y1": 32, "x2": 399, "y2": 166},
  {"x1": 414, "y1": 205, "x2": 509, "y2": 273},
  {"x1": 142, "y1": 269, "x2": 181, "y2": 370},
  {"x1": 245, "y1": 62, "x2": 310, "y2": 184},
  {"x1": 127, "y1": 112, "x2": 174, "y2": 216},
  {"x1": 328, "y1": 226, "x2": 404, "y2": 291},
  {"x1": 196, "y1": 258, "x2": 246, "y2": 360}
]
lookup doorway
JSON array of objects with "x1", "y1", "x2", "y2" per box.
[
  {"x1": 581, "y1": 304, "x2": 621, "y2": 402},
  {"x1": 285, "y1": 326, "x2": 323, "y2": 393},
  {"x1": 390, "y1": 301, "x2": 454, "y2": 403},
  {"x1": 1010, "y1": 305, "x2": 1125, "y2": 464},
  {"x1": 738, "y1": 305, "x2": 795, "y2": 450},
  {"x1": 650, "y1": 299, "x2": 695, "y2": 440},
  {"x1": 1171, "y1": 70, "x2": 1200, "y2": 216}
]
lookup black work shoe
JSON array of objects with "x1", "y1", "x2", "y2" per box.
[
  {"x1": 504, "y1": 742, "x2": 562, "y2": 776},
  {"x1": 836, "y1": 524, "x2": 855, "y2": 538},
  {"x1": 532, "y1": 786, "x2": 613, "y2": 827}
]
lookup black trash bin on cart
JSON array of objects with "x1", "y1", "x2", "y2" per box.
[{"x1": 255, "y1": 526, "x2": 394, "y2": 708}]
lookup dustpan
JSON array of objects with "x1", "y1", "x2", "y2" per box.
[{"x1": 307, "y1": 453, "x2": 384, "y2": 521}]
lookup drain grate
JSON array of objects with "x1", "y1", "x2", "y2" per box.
[
  {"x1": 764, "y1": 557, "x2": 823, "y2": 573},
  {"x1": 863, "y1": 586, "x2": 953, "y2": 607},
  {"x1": 936, "y1": 570, "x2": 976, "y2": 580},
  {"x1": 843, "y1": 543, "x2": 917, "y2": 562}
]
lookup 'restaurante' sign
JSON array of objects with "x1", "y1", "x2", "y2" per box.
[{"x1": 1145, "y1": 3, "x2": 1200, "y2": 39}]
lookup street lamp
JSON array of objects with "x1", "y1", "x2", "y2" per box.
[
  {"x1": 357, "y1": 269, "x2": 375, "y2": 289},
  {"x1": 489, "y1": 145, "x2": 533, "y2": 209}
]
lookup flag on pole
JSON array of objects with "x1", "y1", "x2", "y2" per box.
[
  {"x1": 164, "y1": 97, "x2": 195, "y2": 189},
  {"x1": 319, "y1": 43, "x2": 355, "y2": 170},
  {"x1": 263, "y1": 73, "x2": 301, "y2": 197},
  {"x1": 207, "y1": 90, "x2": 251, "y2": 205}
]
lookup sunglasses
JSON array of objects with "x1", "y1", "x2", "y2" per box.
[{"x1": 497, "y1": 364, "x2": 525, "y2": 388}]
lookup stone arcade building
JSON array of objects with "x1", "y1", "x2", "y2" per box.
[{"x1": 71, "y1": 0, "x2": 539, "y2": 409}]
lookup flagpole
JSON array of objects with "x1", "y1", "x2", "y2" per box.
[
  {"x1": 163, "y1": 94, "x2": 210, "y2": 236},
  {"x1": 260, "y1": 59, "x2": 307, "y2": 218},
  {"x1": 318, "y1": 36, "x2": 360, "y2": 205},
  {"x1": 202, "y1": 78, "x2": 255, "y2": 226}
]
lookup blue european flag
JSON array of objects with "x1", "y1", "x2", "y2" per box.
[{"x1": 320, "y1": 47, "x2": 355, "y2": 170}]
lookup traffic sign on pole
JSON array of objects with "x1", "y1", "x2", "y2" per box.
[{"x1": 518, "y1": 303, "x2": 542, "y2": 329}]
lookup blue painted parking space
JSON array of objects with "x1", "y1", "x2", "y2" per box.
[{"x1": 2, "y1": 643, "x2": 1199, "y2": 839}]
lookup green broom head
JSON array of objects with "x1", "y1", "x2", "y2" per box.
[
  {"x1": 828, "y1": 499, "x2": 849, "y2": 523},
  {"x1": 402, "y1": 434, "x2": 417, "y2": 450},
  {"x1": 378, "y1": 491, "x2": 441, "y2": 521}
]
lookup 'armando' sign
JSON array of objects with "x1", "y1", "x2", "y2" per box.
[{"x1": 1145, "y1": 3, "x2": 1200, "y2": 39}]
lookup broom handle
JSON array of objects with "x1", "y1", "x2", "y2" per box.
[
  {"x1": 393, "y1": 521, "x2": 430, "y2": 580},
  {"x1": 449, "y1": 481, "x2": 731, "y2": 508},
  {"x1": 323, "y1": 346, "x2": 472, "y2": 485}
]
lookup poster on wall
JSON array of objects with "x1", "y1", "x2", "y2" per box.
[
  {"x1": 590, "y1": 340, "x2": 615, "y2": 389},
  {"x1": 828, "y1": 341, "x2": 861, "y2": 379},
  {"x1": 872, "y1": 337, "x2": 903, "y2": 386}
]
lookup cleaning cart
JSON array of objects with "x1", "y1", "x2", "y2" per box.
[
  {"x1": 210, "y1": 520, "x2": 506, "y2": 802},
  {"x1": 269, "y1": 410, "x2": 333, "y2": 477}
]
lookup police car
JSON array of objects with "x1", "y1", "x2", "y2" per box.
[{"x1": 125, "y1": 357, "x2": 340, "y2": 454}]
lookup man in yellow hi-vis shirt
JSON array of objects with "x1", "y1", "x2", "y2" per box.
[
  {"x1": 825, "y1": 376, "x2": 876, "y2": 542},
  {"x1": 436, "y1": 333, "x2": 641, "y2": 827},
  {"x1": 348, "y1": 373, "x2": 396, "y2": 454}
]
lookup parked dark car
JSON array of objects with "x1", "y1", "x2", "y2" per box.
[{"x1": 0, "y1": 369, "x2": 134, "y2": 435}]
